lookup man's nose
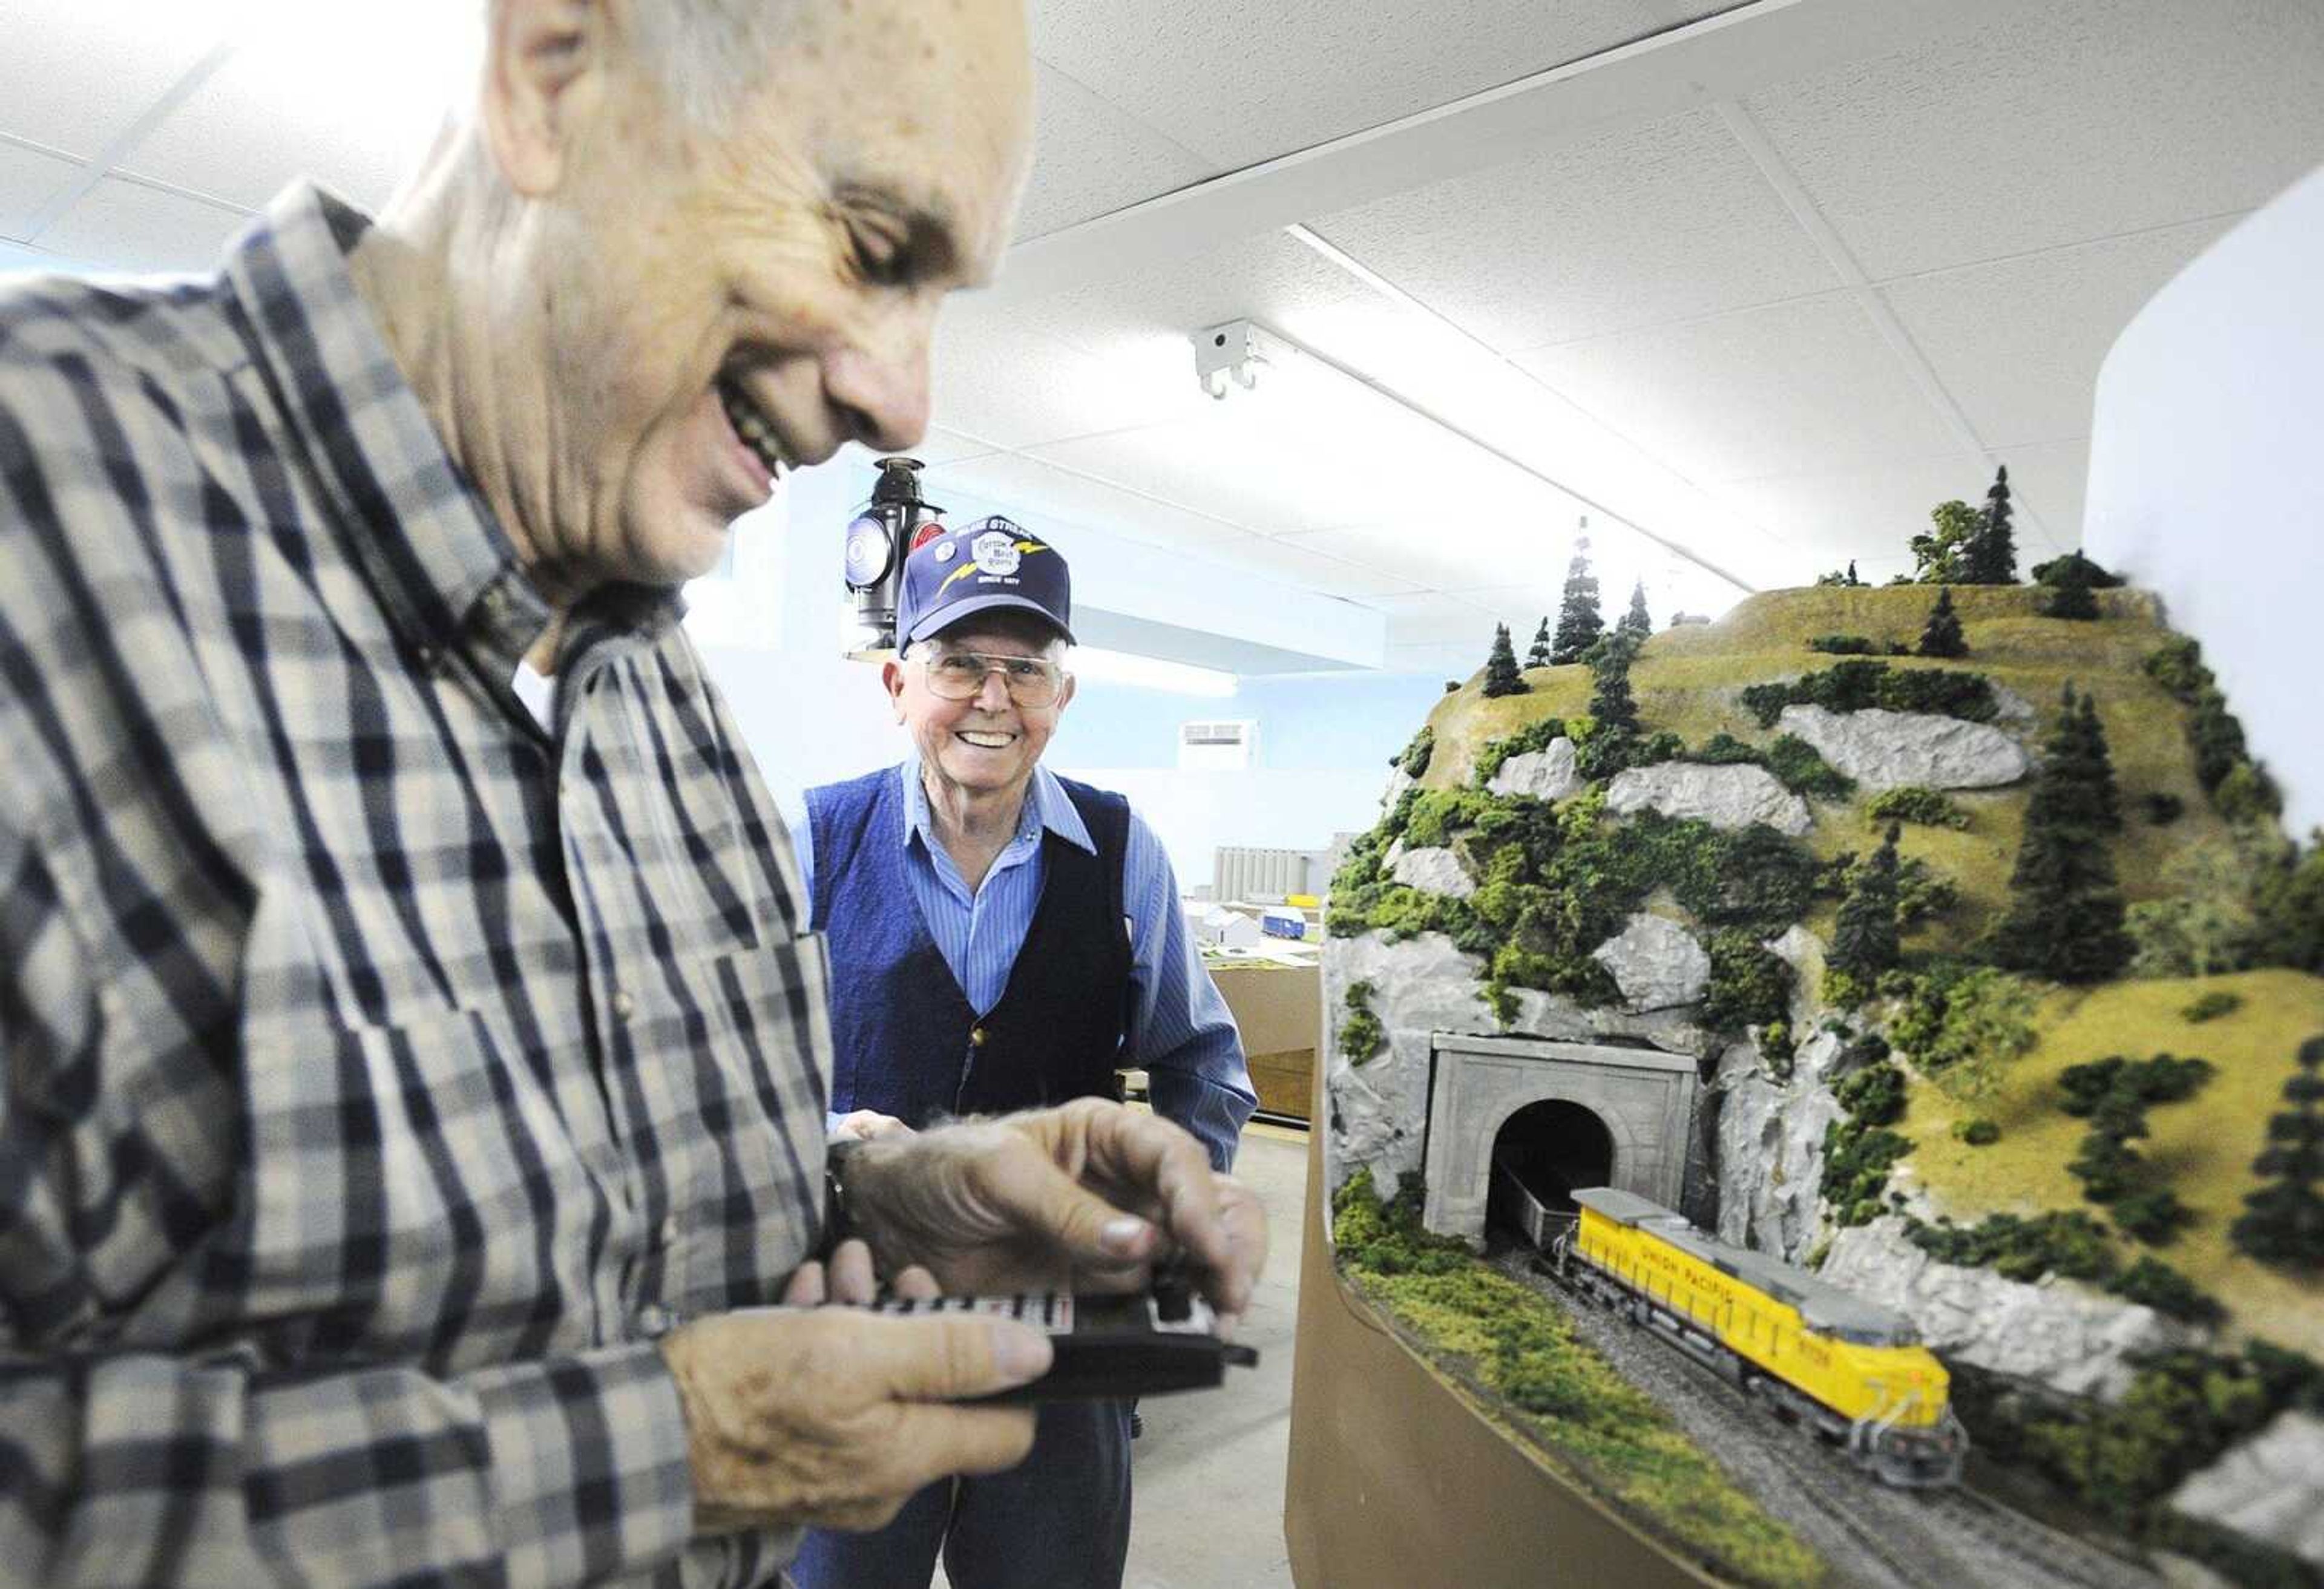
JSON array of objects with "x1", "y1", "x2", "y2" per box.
[
  {"x1": 973, "y1": 667, "x2": 1013, "y2": 710},
  {"x1": 826, "y1": 321, "x2": 933, "y2": 453}
]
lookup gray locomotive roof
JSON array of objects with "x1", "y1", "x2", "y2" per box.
[{"x1": 1572, "y1": 1185, "x2": 1915, "y2": 1345}]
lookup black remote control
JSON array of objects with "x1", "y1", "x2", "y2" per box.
[{"x1": 864, "y1": 1273, "x2": 1259, "y2": 1403}]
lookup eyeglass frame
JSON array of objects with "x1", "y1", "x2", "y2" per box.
[{"x1": 915, "y1": 645, "x2": 1070, "y2": 707}]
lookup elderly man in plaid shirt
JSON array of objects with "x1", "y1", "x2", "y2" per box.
[{"x1": 0, "y1": 1, "x2": 1264, "y2": 1584}]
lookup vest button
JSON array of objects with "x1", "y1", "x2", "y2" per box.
[{"x1": 970, "y1": 1026, "x2": 986, "y2": 1047}]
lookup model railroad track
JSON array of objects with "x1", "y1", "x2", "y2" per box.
[
  {"x1": 1503, "y1": 1250, "x2": 2161, "y2": 1589},
  {"x1": 1915, "y1": 1486, "x2": 2155, "y2": 1589}
]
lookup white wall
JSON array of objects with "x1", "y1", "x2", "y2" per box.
[{"x1": 2085, "y1": 162, "x2": 2324, "y2": 837}]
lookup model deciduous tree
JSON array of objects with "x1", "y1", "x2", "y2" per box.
[
  {"x1": 1618, "y1": 580, "x2": 1653, "y2": 641},
  {"x1": 1918, "y1": 586, "x2": 1968, "y2": 658},
  {"x1": 1549, "y1": 540, "x2": 1604, "y2": 665},
  {"x1": 1909, "y1": 500, "x2": 1982, "y2": 585},
  {"x1": 1831, "y1": 824, "x2": 1905, "y2": 983},
  {"x1": 2232, "y1": 1035, "x2": 2324, "y2": 1271},
  {"x1": 1526, "y1": 617, "x2": 1552, "y2": 669},
  {"x1": 1962, "y1": 464, "x2": 2018, "y2": 585},
  {"x1": 1483, "y1": 622, "x2": 1528, "y2": 697},
  {"x1": 2041, "y1": 549, "x2": 2101, "y2": 620},
  {"x1": 1991, "y1": 686, "x2": 2130, "y2": 981}
]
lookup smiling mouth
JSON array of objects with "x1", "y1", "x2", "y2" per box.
[
  {"x1": 717, "y1": 375, "x2": 790, "y2": 481},
  {"x1": 957, "y1": 730, "x2": 1016, "y2": 749}
]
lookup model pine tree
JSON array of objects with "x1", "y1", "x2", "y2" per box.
[
  {"x1": 1526, "y1": 617, "x2": 1552, "y2": 669},
  {"x1": 1990, "y1": 686, "x2": 2130, "y2": 981},
  {"x1": 1618, "y1": 580, "x2": 1653, "y2": 641},
  {"x1": 1917, "y1": 587, "x2": 1968, "y2": 658},
  {"x1": 1831, "y1": 824, "x2": 1905, "y2": 983},
  {"x1": 1482, "y1": 623, "x2": 1528, "y2": 697},
  {"x1": 1962, "y1": 464, "x2": 2018, "y2": 585},
  {"x1": 1549, "y1": 540, "x2": 1604, "y2": 665},
  {"x1": 2232, "y1": 1035, "x2": 2324, "y2": 1270},
  {"x1": 1586, "y1": 629, "x2": 1641, "y2": 732}
]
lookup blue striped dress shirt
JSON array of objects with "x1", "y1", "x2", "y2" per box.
[{"x1": 799, "y1": 762, "x2": 1256, "y2": 1170}]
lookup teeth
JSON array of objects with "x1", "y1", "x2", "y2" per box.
[
  {"x1": 959, "y1": 732, "x2": 1014, "y2": 748},
  {"x1": 718, "y1": 378, "x2": 788, "y2": 479}
]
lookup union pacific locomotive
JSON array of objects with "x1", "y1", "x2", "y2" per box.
[{"x1": 1506, "y1": 1175, "x2": 1968, "y2": 1487}]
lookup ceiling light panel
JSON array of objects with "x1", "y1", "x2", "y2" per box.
[
  {"x1": 1515, "y1": 291, "x2": 1963, "y2": 486},
  {"x1": 0, "y1": 0, "x2": 235, "y2": 161},
  {"x1": 1879, "y1": 217, "x2": 2238, "y2": 451},
  {"x1": 1741, "y1": 0, "x2": 2324, "y2": 280},
  {"x1": 121, "y1": 1, "x2": 473, "y2": 211},
  {"x1": 35, "y1": 176, "x2": 244, "y2": 274},
  {"x1": 0, "y1": 140, "x2": 79, "y2": 241},
  {"x1": 1306, "y1": 106, "x2": 1840, "y2": 353},
  {"x1": 1029, "y1": 0, "x2": 1734, "y2": 171}
]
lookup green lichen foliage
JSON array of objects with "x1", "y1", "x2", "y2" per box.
[{"x1": 1741, "y1": 659, "x2": 2000, "y2": 730}]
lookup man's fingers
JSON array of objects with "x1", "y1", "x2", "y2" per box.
[
  {"x1": 827, "y1": 1239, "x2": 879, "y2": 1304},
  {"x1": 890, "y1": 1263, "x2": 942, "y2": 1301},
  {"x1": 864, "y1": 1313, "x2": 1053, "y2": 1403},
  {"x1": 781, "y1": 1260, "x2": 827, "y2": 1306}
]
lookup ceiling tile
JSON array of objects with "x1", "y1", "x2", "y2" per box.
[
  {"x1": 928, "y1": 306, "x2": 1207, "y2": 451},
  {"x1": 0, "y1": 0, "x2": 234, "y2": 162},
  {"x1": 1310, "y1": 106, "x2": 1839, "y2": 351},
  {"x1": 1031, "y1": 0, "x2": 1736, "y2": 171},
  {"x1": 1014, "y1": 62, "x2": 1217, "y2": 242},
  {"x1": 0, "y1": 138, "x2": 79, "y2": 240},
  {"x1": 1515, "y1": 292, "x2": 1961, "y2": 485},
  {"x1": 36, "y1": 176, "x2": 246, "y2": 275},
  {"x1": 1744, "y1": 0, "x2": 2324, "y2": 280},
  {"x1": 1882, "y1": 217, "x2": 2236, "y2": 449},
  {"x1": 924, "y1": 450, "x2": 1250, "y2": 551},
  {"x1": 119, "y1": 2, "x2": 469, "y2": 212},
  {"x1": 0, "y1": 238, "x2": 93, "y2": 277}
]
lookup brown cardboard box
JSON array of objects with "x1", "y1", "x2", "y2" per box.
[{"x1": 1206, "y1": 958, "x2": 1319, "y2": 1121}]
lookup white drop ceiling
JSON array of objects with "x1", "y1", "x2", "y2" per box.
[{"x1": 4, "y1": 0, "x2": 2321, "y2": 677}]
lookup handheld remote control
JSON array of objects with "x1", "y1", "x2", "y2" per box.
[{"x1": 866, "y1": 1273, "x2": 1259, "y2": 1403}]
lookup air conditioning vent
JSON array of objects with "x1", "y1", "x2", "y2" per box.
[{"x1": 1178, "y1": 718, "x2": 1256, "y2": 770}]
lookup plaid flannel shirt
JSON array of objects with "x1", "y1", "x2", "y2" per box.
[{"x1": 0, "y1": 186, "x2": 833, "y2": 1586}]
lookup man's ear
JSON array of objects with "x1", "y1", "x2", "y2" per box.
[
  {"x1": 1054, "y1": 669, "x2": 1076, "y2": 714},
  {"x1": 882, "y1": 658, "x2": 908, "y2": 719},
  {"x1": 481, "y1": 0, "x2": 609, "y2": 197}
]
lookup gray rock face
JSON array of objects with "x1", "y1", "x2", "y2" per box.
[
  {"x1": 1819, "y1": 1219, "x2": 2187, "y2": 1398},
  {"x1": 1590, "y1": 912, "x2": 1711, "y2": 1012},
  {"x1": 1777, "y1": 704, "x2": 2032, "y2": 791},
  {"x1": 1390, "y1": 845, "x2": 1474, "y2": 898},
  {"x1": 1605, "y1": 762, "x2": 1813, "y2": 836},
  {"x1": 2171, "y1": 1412, "x2": 2324, "y2": 1568},
  {"x1": 1322, "y1": 932, "x2": 1494, "y2": 1198},
  {"x1": 1498, "y1": 988, "x2": 1719, "y2": 1060},
  {"x1": 1487, "y1": 738, "x2": 1580, "y2": 801},
  {"x1": 1713, "y1": 1041, "x2": 1844, "y2": 1261},
  {"x1": 1381, "y1": 765, "x2": 1415, "y2": 811}
]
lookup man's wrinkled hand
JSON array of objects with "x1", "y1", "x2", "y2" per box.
[
  {"x1": 838, "y1": 1098, "x2": 1268, "y2": 1321},
  {"x1": 660, "y1": 1282, "x2": 1050, "y2": 1536},
  {"x1": 830, "y1": 1109, "x2": 913, "y2": 1142}
]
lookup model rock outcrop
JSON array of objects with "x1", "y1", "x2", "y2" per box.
[
  {"x1": 1591, "y1": 912, "x2": 1711, "y2": 1011},
  {"x1": 1605, "y1": 762, "x2": 1813, "y2": 836},
  {"x1": 1819, "y1": 1218, "x2": 2185, "y2": 1398},
  {"x1": 1777, "y1": 704, "x2": 2030, "y2": 790}
]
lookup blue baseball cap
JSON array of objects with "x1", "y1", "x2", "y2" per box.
[{"x1": 896, "y1": 515, "x2": 1074, "y2": 652}]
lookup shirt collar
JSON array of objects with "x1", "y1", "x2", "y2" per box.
[
  {"x1": 898, "y1": 762, "x2": 1096, "y2": 857},
  {"x1": 222, "y1": 183, "x2": 679, "y2": 677}
]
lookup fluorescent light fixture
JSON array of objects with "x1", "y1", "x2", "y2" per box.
[
  {"x1": 1070, "y1": 646, "x2": 1238, "y2": 698},
  {"x1": 1188, "y1": 318, "x2": 1749, "y2": 626}
]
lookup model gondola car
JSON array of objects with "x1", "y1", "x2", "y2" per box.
[{"x1": 1549, "y1": 1184, "x2": 1968, "y2": 1487}]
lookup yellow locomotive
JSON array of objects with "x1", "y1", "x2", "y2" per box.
[{"x1": 1554, "y1": 1185, "x2": 1967, "y2": 1487}]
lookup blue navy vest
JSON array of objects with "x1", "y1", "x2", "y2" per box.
[{"x1": 806, "y1": 768, "x2": 1134, "y2": 1127}]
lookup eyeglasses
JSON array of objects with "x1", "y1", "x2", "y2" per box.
[{"x1": 921, "y1": 649, "x2": 1066, "y2": 707}]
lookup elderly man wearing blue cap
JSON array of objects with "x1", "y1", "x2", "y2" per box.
[{"x1": 791, "y1": 516, "x2": 1257, "y2": 1589}]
